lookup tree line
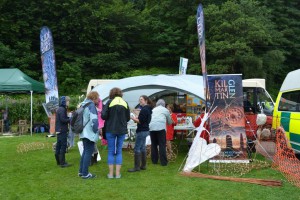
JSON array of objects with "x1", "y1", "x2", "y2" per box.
[{"x1": 0, "y1": 0, "x2": 299, "y2": 97}]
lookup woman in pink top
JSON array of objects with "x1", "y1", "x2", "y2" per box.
[
  {"x1": 91, "y1": 97, "x2": 106, "y2": 165},
  {"x1": 97, "y1": 98, "x2": 106, "y2": 144}
]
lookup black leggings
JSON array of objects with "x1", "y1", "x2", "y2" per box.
[
  {"x1": 150, "y1": 130, "x2": 167, "y2": 166},
  {"x1": 55, "y1": 132, "x2": 68, "y2": 155}
]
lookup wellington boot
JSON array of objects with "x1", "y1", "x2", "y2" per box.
[
  {"x1": 140, "y1": 152, "x2": 147, "y2": 170},
  {"x1": 90, "y1": 153, "x2": 98, "y2": 166},
  {"x1": 55, "y1": 154, "x2": 60, "y2": 165},
  {"x1": 128, "y1": 153, "x2": 141, "y2": 172},
  {"x1": 59, "y1": 154, "x2": 71, "y2": 168}
]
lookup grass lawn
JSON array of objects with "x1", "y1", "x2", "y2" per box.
[{"x1": 0, "y1": 134, "x2": 300, "y2": 200}]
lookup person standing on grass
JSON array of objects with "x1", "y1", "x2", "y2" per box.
[
  {"x1": 90, "y1": 97, "x2": 105, "y2": 166},
  {"x1": 67, "y1": 106, "x2": 76, "y2": 150},
  {"x1": 166, "y1": 104, "x2": 177, "y2": 154},
  {"x1": 55, "y1": 96, "x2": 71, "y2": 167},
  {"x1": 128, "y1": 95, "x2": 153, "y2": 172},
  {"x1": 101, "y1": 87, "x2": 130, "y2": 179},
  {"x1": 78, "y1": 91, "x2": 99, "y2": 179},
  {"x1": 149, "y1": 99, "x2": 172, "y2": 166}
]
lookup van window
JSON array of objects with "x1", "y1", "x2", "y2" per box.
[
  {"x1": 278, "y1": 91, "x2": 300, "y2": 112},
  {"x1": 256, "y1": 88, "x2": 274, "y2": 115}
]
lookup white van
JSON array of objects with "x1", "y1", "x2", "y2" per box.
[
  {"x1": 242, "y1": 79, "x2": 274, "y2": 140},
  {"x1": 86, "y1": 79, "x2": 117, "y2": 95}
]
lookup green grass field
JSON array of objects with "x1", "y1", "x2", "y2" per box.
[{"x1": 0, "y1": 134, "x2": 299, "y2": 200}]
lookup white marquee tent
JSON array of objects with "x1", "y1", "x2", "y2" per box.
[{"x1": 92, "y1": 74, "x2": 204, "y2": 108}]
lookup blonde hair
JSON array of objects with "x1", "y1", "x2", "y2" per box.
[{"x1": 87, "y1": 91, "x2": 99, "y2": 101}]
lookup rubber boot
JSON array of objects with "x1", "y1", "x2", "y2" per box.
[
  {"x1": 59, "y1": 154, "x2": 71, "y2": 168},
  {"x1": 128, "y1": 153, "x2": 141, "y2": 172},
  {"x1": 90, "y1": 153, "x2": 98, "y2": 166},
  {"x1": 55, "y1": 154, "x2": 60, "y2": 165},
  {"x1": 140, "y1": 152, "x2": 147, "y2": 170}
]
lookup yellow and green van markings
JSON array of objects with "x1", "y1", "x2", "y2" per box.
[{"x1": 279, "y1": 112, "x2": 300, "y2": 151}]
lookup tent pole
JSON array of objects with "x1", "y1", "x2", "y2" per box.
[{"x1": 30, "y1": 91, "x2": 33, "y2": 136}]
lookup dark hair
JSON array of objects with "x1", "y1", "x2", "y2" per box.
[
  {"x1": 140, "y1": 95, "x2": 152, "y2": 106},
  {"x1": 109, "y1": 87, "x2": 123, "y2": 99},
  {"x1": 167, "y1": 104, "x2": 174, "y2": 112}
]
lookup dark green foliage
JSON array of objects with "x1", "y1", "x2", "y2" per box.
[
  {"x1": 0, "y1": 0, "x2": 298, "y2": 96},
  {"x1": 0, "y1": 95, "x2": 47, "y2": 124}
]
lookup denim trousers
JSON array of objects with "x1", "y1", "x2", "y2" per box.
[
  {"x1": 79, "y1": 138, "x2": 95, "y2": 176},
  {"x1": 68, "y1": 131, "x2": 75, "y2": 147},
  {"x1": 134, "y1": 131, "x2": 149, "y2": 154},
  {"x1": 106, "y1": 133, "x2": 125, "y2": 165},
  {"x1": 55, "y1": 131, "x2": 68, "y2": 155}
]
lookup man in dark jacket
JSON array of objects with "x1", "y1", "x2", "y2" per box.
[{"x1": 55, "y1": 96, "x2": 71, "y2": 167}]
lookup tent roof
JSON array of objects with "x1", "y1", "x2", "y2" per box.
[
  {"x1": 0, "y1": 68, "x2": 44, "y2": 93},
  {"x1": 93, "y1": 74, "x2": 204, "y2": 108}
]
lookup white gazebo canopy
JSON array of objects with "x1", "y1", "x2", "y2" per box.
[{"x1": 92, "y1": 74, "x2": 204, "y2": 108}]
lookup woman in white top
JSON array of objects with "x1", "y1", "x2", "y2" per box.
[{"x1": 149, "y1": 99, "x2": 172, "y2": 166}]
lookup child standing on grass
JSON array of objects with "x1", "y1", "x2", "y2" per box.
[{"x1": 67, "y1": 106, "x2": 76, "y2": 150}]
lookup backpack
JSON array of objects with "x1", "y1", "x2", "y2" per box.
[{"x1": 70, "y1": 102, "x2": 92, "y2": 133}]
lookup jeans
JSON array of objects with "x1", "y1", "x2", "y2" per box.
[
  {"x1": 55, "y1": 131, "x2": 68, "y2": 155},
  {"x1": 150, "y1": 130, "x2": 167, "y2": 166},
  {"x1": 79, "y1": 138, "x2": 95, "y2": 176},
  {"x1": 68, "y1": 131, "x2": 75, "y2": 147},
  {"x1": 134, "y1": 131, "x2": 149, "y2": 154},
  {"x1": 106, "y1": 133, "x2": 125, "y2": 165}
]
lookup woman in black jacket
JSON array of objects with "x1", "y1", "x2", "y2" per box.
[
  {"x1": 101, "y1": 87, "x2": 130, "y2": 179},
  {"x1": 128, "y1": 95, "x2": 153, "y2": 172}
]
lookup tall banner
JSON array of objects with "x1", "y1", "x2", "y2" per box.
[
  {"x1": 40, "y1": 26, "x2": 59, "y2": 134},
  {"x1": 179, "y1": 57, "x2": 188, "y2": 74},
  {"x1": 196, "y1": 4, "x2": 208, "y2": 105},
  {"x1": 208, "y1": 74, "x2": 248, "y2": 162}
]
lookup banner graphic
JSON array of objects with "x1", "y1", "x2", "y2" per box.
[
  {"x1": 208, "y1": 74, "x2": 248, "y2": 161},
  {"x1": 196, "y1": 4, "x2": 208, "y2": 104},
  {"x1": 40, "y1": 26, "x2": 59, "y2": 112}
]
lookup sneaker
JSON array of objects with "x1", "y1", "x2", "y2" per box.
[
  {"x1": 115, "y1": 174, "x2": 121, "y2": 179},
  {"x1": 107, "y1": 174, "x2": 114, "y2": 179},
  {"x1": 82, "y1": 173, "x2": 96, "y2": 179},
  {"x1": 78, "y1": 173, "x2": 83, "y2": 177}
]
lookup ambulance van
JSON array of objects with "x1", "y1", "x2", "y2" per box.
[{"x1": 272, "y1": 69, "x2": 300, "y2": 153}]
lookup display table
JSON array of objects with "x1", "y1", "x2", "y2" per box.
[
  {"x1": 174, "y1": 125, "x2": 195, "y2": 149},
  {"x1": 127, "y1": 124, "x2": 196, "y2": 149},
  {"x1": 174, "y1": 125, "x2": 195, "y2": 131}
]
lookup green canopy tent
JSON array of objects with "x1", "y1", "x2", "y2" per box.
[{"x1": 0, "y1": 68, "x2": 44, "y2": 136}]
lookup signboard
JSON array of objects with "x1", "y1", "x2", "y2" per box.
[
  {"x1": 208, "y1": 74, "x2": 248, "y2": 162},
  {"x1": 179, "y1": 57, "x2": 188, "y2": 75}
]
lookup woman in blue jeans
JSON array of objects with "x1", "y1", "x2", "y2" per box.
[
  {"x1": 128, "y1": 95, "x2": 153, "y2": 172},
  {"x1": 101, "y1": 87, "x2": 130, "y2": 179},
  {"x1": 78, "y1": 91, "x2": 99, "y2": 179}
]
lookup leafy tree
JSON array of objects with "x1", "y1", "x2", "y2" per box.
[
  {"x1": 263, "y1": 0, "x2": 300, "y2": 88},
  {"x1": 141, "y1": 0, "x2": 197, "y2": 71},
  {"x1": 188, "y1": 0, "x2": 286, "y2": 93}
]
